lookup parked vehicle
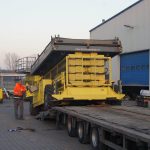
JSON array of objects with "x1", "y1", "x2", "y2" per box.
[{"x1": 0, "y1": 88, "x2": 3, "y2": 103}]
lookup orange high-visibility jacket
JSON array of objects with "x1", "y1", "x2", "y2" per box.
[{"x1": 13, "y1": 83, "x2": 26, "y2": 97}]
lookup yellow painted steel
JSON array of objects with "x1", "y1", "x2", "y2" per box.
[
  {"x1": 52, "y1": 87, "x2": 123, "y2": 101},
  {"x1": 0, "y1": 88, "x2": 3, "y2": 103},
  {"x1": 24, "y1": 74, "x2": 52, "y2": 107},
  {"x1": 51, "y1": 52, "x2": 124, "y2": 101},
  {"x1": 25, "y1": 90, "x2": 33, "y2": 99},
  {"x1": 32, "y1": 79, "x2": 52, "y2": 107},
  {"x1": 24, "y1": 75, "x2": 41, "y2": 100},
  {"x1": 28, "y1": 52, "x2": 124, "y2": 108},
  {"x1": 67, "y1": 53, "x2": 108, "y2": 86},
  {"x1": 23, "y1": 74, "x2": 52, "y2": 107}
]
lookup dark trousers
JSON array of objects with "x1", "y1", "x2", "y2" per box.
[{"x1": 14, "y1": 98, "x2": 24, "y2": 119}]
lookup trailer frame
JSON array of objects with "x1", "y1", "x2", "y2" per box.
[{"x1": 53, "y1": 106, "x2": 150, "y2": 150}]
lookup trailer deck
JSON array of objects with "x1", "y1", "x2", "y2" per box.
[{"x1": 53, "y1": 105, "x2": 150, "y2": 149}]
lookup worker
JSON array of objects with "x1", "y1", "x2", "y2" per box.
[{"x1": 13, "y1": 79, "x2": 26, "y2": 120}]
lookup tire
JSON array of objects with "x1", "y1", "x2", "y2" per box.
[
  {"x1": 77, "y1": 122, "x2": 89, "y2": 144},
  {"x1": 0, "y1": 99, "x2": 3, "y2": 104},
  {"x1": 44, "y1": 93, "x2": 49, "y2": 110},
  {"x1": 60, "y1": 114, "x2": 67, "y2": 125},
  {"x1": 29, "y1": 101, "x2": 37, "y2": 116},
  {"x1": 44, "y1": 85, "x2": 54, "y2": 110},
  {"x1": 67, "y1": 117, "x2": 77, "y2": 137},
  {"x1": 90, "y1": 128, "x2": 99, "y2": 150}
]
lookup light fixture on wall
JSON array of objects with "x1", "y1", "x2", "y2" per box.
[{"x1": 124, "y1": 25, "x2": 134, "y2": 29}]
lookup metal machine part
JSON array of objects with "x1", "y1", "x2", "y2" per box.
[
  {"x1": 0, "y1": 88, "x2": 3, "y2": 103},
  {"x1": 16, "y1": 57, "x2": 36, "y2": 73},
  {"x1": 31, "y1": 36, "x2": 122, "y2": 75},
  {"x1": 49, "y1": 52, "x2": 124, "y2": 101},
  {"x1": 16, "y1": 37, "x2": 124, "y2": 109}
]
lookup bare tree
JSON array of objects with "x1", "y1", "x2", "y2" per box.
[{"x1": 4, "y1": 52, "x2": 19, "y2": 70}]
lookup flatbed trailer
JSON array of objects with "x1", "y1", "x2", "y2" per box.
[{"x1": 53, "y1": 105, "x2": 150, "y2": 150}]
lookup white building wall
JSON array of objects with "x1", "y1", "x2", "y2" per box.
[
  {"x1": 90, "y1": 0, "x2": 150, "y2": 83},
  {"x1": 149, "y1": 50, "x2": 150, "y2": 90}
]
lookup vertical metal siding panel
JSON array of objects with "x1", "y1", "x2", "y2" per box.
[
  {"x1": 149, "y1": 50, "x2": 150, "y2": 90},
  {"x1": 90, "y1": 0, "x2": 150, "y2": 86},
  {"x1": 112, "y1": 56, "x2": 120, "y2": 83},
  {"x1": 120, "y1": 50, "x2": 149, "y2": 86},
  {"x1": 90, "y1": 0, "x2": 150, "y2": 53}
]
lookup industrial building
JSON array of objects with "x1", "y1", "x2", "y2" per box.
[
  {"x1": 90, "y1": 0, "x2": 150, "y2": 95},
  {"x1": 0, "y1": 70, "x2": 25, "y2": 92}
]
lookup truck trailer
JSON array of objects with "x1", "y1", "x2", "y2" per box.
[
  {"x1": 16, "y1": 36, "x2": 150, "y2": 149},
  {"x1": 53, "y1": 105, "x2": 150, "y2": 150}
]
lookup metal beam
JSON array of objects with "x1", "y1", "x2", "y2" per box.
[{"x1": 31, "y1": 36, "x2": 122, "y2": 75}]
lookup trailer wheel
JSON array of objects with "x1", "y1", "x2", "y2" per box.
[
  {"x1": 77, "y1": 122, "x2": 89, "y2": 144},
  {"x1": 67, "y1": 117, "x2": 77, "y2": 137},
  {"x1": 91, "y1": 127, "x2": 99, "y2": 150}
]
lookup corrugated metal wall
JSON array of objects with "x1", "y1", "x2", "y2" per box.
[
  {"x1": 120, "y1": 50, "x2": 149, "y2": 86},
  {"x1": 90, "y1": 0, "x2": 150, "y2": 86},
  {"x1": 90, "y1": 0, "x2": 150, "y2": 53}
]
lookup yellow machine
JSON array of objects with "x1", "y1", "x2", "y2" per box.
[
  {"x1": 16, "y1": 37, "x2": 125, "y2": 114},
  {"x1": 32, "y1": 79, "x2": 52, "y2": 107},
  {"x1": 48, "y1": 52, "x2": 124, "y2": 101},
  {"x1": 24, "y1": 75, "x2": 41, "y2": 100},
  {"x1": 0, "y1": 88, "x2": 3, "y2": 103}
]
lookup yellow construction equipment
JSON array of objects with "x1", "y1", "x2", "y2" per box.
[
  {"x1": 16, "y1": 37, "x2": 125, "y2": 114},
  {"x1": 49, "y1": 52, "x2": 124, "y2": 101},
  {"x1": 24, "y1": 75, "x2": 41, "y2": 101},
  {"x1": 0, "y1": 88, "x2": 3, "y2": 103}
]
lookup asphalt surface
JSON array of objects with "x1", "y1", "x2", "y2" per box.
[{"x1": 0, "y1": 99, "x2": 91, "y2": 150}]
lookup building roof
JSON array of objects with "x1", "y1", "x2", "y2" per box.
[
  {"x1": 0, "y1": 70, "x2": 25, "y2": 77},
  {"x1": 90, "y1": 0, "x2": 143, "y2": 32},
  {"x1": 0, "y1": 70, "x2": 15, "y2": 73}
]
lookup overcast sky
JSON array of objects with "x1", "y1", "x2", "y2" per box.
[{"x1": 0, "y1": 0, "x2": 139, "y2": 69}]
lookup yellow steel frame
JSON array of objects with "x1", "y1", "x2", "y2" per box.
[
  {"x1": 51, "y1": 52, "x2": 124, "y2": 101},
  {"x1": 66, "y1": 53, "x2": 111, "y2": 86},
  {"x1": 0, "y1": 88, "x2": 3, "y2": 102},
  {"x1": 30, "y1": 52, "x2": 124, "y2": 108},
  {"x1": 33, "y1": 79, "x2": 52, "y2": 107},
  {"x1": 24, "y1": 75, "x2": 42, "y2": 99},
  {"x1": 53, "y1": 87, "x2": 124, "y2": 101},
  {"x1": 24, "y1": 74, "x2": 52, "y2": 107}
]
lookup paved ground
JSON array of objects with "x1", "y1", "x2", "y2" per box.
[{"x1": 0, "y1": 99, "x2": 91, "y2": 150}]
